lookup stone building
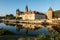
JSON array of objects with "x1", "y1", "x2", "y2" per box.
[
  {"x1": 16, "y1": 5, "x2": 47, "y2": 20},
  {"x1": 46, "y1": 7, "x2": 53, "y2": 19}
]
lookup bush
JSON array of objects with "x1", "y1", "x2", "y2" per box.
[{"x1": 35, "y1": 31, "x2": 60, "y2": 40}]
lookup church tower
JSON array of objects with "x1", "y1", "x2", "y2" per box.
[
  {"x1": 25, "y1": 5, "x2": 28, "y2": 12},
  {"x1": 46, "y1": 7, "x2": 53, "y2": 19},
  {"x1": 16, "y1": 9, "x2": 20, "y2": 18}
]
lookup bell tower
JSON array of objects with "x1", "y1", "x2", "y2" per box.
[
  {"x1": 46, "y1": 7, "x2": 53, "y2": 19},
  {"x1": 16, "y1": 9, "x2": 20, "y2": 18},
  {"x1": 25, "y1": 5, "x2": 28, "y2": 12}
]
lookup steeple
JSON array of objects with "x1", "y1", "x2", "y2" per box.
[
  {"x1": 16, "y1": 9, "x2": 20, "y2": 12},
  {"x1": 48, "y1": 7, "x2": 52, "y2": 11},
  {"x1": 16, "y1": 9, "x2": 20, "y2": 18},
  {"x1": 30, "y1": 9, "x2": 31, "y2": 12},
  {"x1": 25, "y1": 5, "x2": 28, "y2": 12}
]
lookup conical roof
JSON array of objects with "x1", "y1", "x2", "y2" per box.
[
  {"x1": 16, "y1": 9, "x2": 20, "y2": 11},
  {"x1": 48, "y1": 7, "x2": 52, "y2": 10}
]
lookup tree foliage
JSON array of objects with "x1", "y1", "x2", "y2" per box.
[
  {"x1": 53, "y1": 10, "x2": 60, "y2": 18},
  {"x1": 35, "y1": 31, "x2": 60, "y2": 40},
  {"x1": 6, "y1": 14, "x2": 15, "y2": 19}
]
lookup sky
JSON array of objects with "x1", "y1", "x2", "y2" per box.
[{"x1": 0, "y1": 0, "x2": 60, "y2": 16}]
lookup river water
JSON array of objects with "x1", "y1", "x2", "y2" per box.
[
  {"x1": 0, "y1": 22, "x2": 55, "y2": 35},
  {"x1": 0, "y1": 22, "x2": 60, "y2": 40}
]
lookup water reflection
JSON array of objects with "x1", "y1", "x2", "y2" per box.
[
  {"x1": 18, "y1": 23, "x2": 43, "y2": 30},
  {"x1": 4, "y1": 22, "x2": 16, "y2": 26},
  {"x1": 45, "y1": 25, "x2": 54, "y2": 32},
  {"x1": 15, "y1": 23, "x2": 49, "y2": 35},
  {"x1": 52, "y1": 25, "x2": 60, "y2": 33},
  {"x1": 0, "y1": 22, "x2": 60, "y2": 36},
  {"x1": 16, "y1": 25, "x2": 23, "y2": 31}
]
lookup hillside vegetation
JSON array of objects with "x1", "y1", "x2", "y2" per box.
[{"x1": 53, "y1": 10, "x2": 60, "y2": 18}]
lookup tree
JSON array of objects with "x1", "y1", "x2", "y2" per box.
[
  {"x1": 6, "y1": 14, "x2": 15, "y2": 19},
  {"x1": 53, "y1": 10, "x2": 60, "y2": 18},
  {"x1": 16, "y1": 17, "x2": 22, "y2": 20}
]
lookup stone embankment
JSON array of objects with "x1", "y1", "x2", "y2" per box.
[{"x1": 1, "y1": 19, "x2": 60, "y2": 25}]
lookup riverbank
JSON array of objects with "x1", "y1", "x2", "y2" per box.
[
  {"x1": 1, "y1": 19, "x2": 60, "y2": 25},
  {"x1": 0, "y1": 29, "x2": 15, "y2": 35},
  {"x1": 0, "y1": 31, "x2": 60, "y2": 40}
]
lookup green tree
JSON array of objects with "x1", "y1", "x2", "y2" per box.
[
  {"x1": 53, "y1": 10, "x2": 60, "y2": 18},
  {"x1": 6, "y1": 14, "x2": 15, "y2": 19}
]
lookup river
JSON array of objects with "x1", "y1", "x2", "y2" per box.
[{"x1": 0, "y1": 22, "x2": 60, "y2": 40}]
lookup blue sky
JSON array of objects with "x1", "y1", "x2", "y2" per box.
[{"x1": 0, "y1": 0, "x2": 60, "y2": 16}]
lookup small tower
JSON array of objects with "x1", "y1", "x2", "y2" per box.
[
  {"x1": 16, "y1": 9, "x2": 20, "y2": 18},
  {"x1": 25, "y1": 5, "x2": 28, "y2": 12},
  {"x1": 46, "y1": 7, "x2": 53, "y2": 19},
  {"x1": 30, "y1": 9, "x2": 31, "y2": 12}
]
